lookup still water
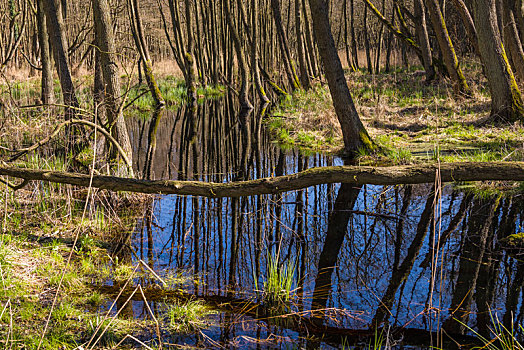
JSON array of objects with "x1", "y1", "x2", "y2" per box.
[{"x1": 118, "y1": 95, "x2": 523, "y2": 348}]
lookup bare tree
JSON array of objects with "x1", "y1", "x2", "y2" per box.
[
  {"x1": 128, "y1": 0, "x2": 165, "y2": 107},
  {"x1": 425, "y1": 0, "x2": 471, "y2": 96},
  {"x1": 308, "y1": 0, "x2": 374, "y2": 156},
  {"x1": 472, "y1": 0, "x2": 524, "y2": 122},
  {"x1": 36, "y1": 0, "x2": 54, "y2": 104},
  {"x1": 413, "y1": 0, "x2": 435, "y2": 81},
  {"x1": 42, "y1": 0, "x2": 79, "y2": 117},
  {"x1": 92, "y1": 0, "x2": 133, "y2": 160}
]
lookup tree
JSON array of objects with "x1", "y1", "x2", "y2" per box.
[
  {"x1": 36, "y1": 0, "x2": 53, "y2": 105},
  {"x1": 183, "y1": 0, "x2": 197, "y2": 103},
  {"x1": 425, "y1": 0, "x2": 471, "y2": 96},
  {"x1": 128, "y1": 0, "x2": 165, "y2": 107},
  {"x1": 413, "y1": 0, "x2": 435, "y2": 81},
  {"x1": 502, "y1": 0, "x2": 524, "y2": 81},
  {"x1": 271, "y1": 0, "x2": 301, "y2": 91},
  {"x1": 308, "y1": 0, "x2": 374, "y2": 156},
  {"x1": 472, "y1": 0, "x2": 524, "y2": 122},
  {"x1": 223, "y1": 0, "x2": 252, "y2": 109},
  {"x1": 450, "y1": 0, "x2": 480, "y2": 57},
  {"x1": 295, "y1": 0, "x2": 311, "y2": 89},
  {"x1": 92, "y1": 0, "x2": 133, "y2": 161},
  {"x1": 42, "y1": 0, "x2": 79, "y2": 118}
]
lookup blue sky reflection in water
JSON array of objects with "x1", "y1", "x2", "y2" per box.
[{"x1": 121, "y1": 96, "x2": 524, "y2": 348}]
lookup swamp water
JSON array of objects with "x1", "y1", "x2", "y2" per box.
[{"x1": 109, "y1": 95, "x2": 523, "y2": 349}]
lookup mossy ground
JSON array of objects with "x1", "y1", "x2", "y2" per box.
[
  {"x1": 0, "y1": 156, "x2": 215, "y2": 349},
  {"x1": 267, "y1": 63, "x2": 524, "y2": 165}
]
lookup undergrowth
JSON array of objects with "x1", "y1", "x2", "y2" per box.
[{"x1": 267, "y1": 64, "x2": 524, "y2": 165}]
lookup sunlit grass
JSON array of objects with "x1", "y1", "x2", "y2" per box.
[
  {"x1": 254, "y1": 251, "x2": 297, "y2": 312},
  {"x1": 460, "y1": 313, "x2": 524, "y2": 350},
  {"x1": 165, "y1": 299, "x2": 215, "y2": 333}
]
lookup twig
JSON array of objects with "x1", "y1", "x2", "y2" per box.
[
  {"x1": 137, "y1": 285, "x2": 162, "y2": 349},
  {"x1": 111, "y1": 334, "x2": 153, "y2": 350},
  {"x1": 6, "y1": 119, "x2": 133, "y2": 176},
  {"x1": 84, "y1": 265, "x2": 140, "y2": 349},
  {"x1": 0, "y1": 178, "x2": 29, "y2": 191}
]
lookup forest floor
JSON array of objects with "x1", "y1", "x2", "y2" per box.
[
  {"x1": 0, "y1": 71, "x2": 222, "y2": 349},
  {"x1": 1, "y1": 64, "x2": 523, "y2": 348},
  {"x1": 0, "y1": 170, "x2": 214, "y2": 348},
  {"x1": 267, "y1": 64, "x2": 524, "y2": 165}
]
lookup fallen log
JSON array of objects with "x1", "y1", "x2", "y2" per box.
[{"x1": 0, "y1": 161, "x2": 523, "y2": 197}]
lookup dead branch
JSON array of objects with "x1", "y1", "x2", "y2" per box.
[
  {"x1": 0, "y1": 162, "x2": 523, "y2": 197},
  {"x1": 5, "y1": 119, "x2": 133, "y2": 174}
]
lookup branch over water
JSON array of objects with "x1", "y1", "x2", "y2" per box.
[{"x1": 0, "y1": 162, "x2": 523, "y2": 197}]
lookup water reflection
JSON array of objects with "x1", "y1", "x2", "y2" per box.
[{"x1": 124, "y1": 96, "x2": 524, "y2": 348}]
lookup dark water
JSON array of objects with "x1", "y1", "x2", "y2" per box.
[{"x1": 119, "y1": 96, "x2": 524, "y2": 349}]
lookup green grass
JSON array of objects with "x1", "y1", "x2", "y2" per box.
[
  {"x1": 266, "y1": 86, "x2": 342, "y2": 154},
  {"x1": 268, "y1": 64, "x2": 524, "y2": 166},
  {"x1": 125, "y1": 77, "x2": 225, "y2": 111},
  {"x1": 461, "y1": 314, "x2": 524, "y2": 350},
  {"x1": 0, "y1": 173, "x2": 209, "y2": 348},
  {"x1": 165, "y1": 299, "x2": 215, "y2": 333},
  {"x1": 254, "y1": 251, "x2": 297, "y2": 311}
]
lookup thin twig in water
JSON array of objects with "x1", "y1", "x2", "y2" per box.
[
  {"x1": 111, "y1": 334, "x2": 154, "y2": 350},
  {"x1": 137, "y1": 285, "x2": 162, "y2": 349}
]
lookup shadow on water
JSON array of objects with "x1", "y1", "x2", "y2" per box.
[{"x1": 111, "y1": 94, "x2": 524, "y2": 348}]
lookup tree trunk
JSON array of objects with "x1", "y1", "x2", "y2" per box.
[
  {"x1": 184, "y1": 0, "x2": 198, "y2": 103},
  {"x1": 364, "y1": 6, "x2": 373, "y2": 74},
  {"x1": 449, "y1": 0, "x2": 480, "y2": 57},
  {"x1": 502, "y1": 0, "x2": 524, "y2": 81},
  {"x1": 223, "y1": 0, "x2": 253, "y2": 109},
  {"x1": 514, "y1": 0, "x2": 524, "y2": 42},
  {"x1": 350, "y1": 0, "x2": 359, "y2": 70},
  {"x1": 295, "y1": 0, "x2": 311, "y2": 89},
  {"x1": 3, "y1": 162, "x2": 524, "y2": 197},
  {"x1": 271, "y1": 0, "x2": 301, "y2": 90},
  {"x1": 425, "y1": 0, "x2": 471, "y2": 96},
  {"x1": 414, "y1": 0, "x2": 436, "y2": 81},
  {"x1": 36, "y1": 0, "x2": 54, "y2": 105},
  {"x1": 251, "y1": 0, "x2": 269, "y2": 103},
  {"x1": 308, "y1": 0, "x2": 374, "y2": 157},
  {"x1": 92, "y1": 0, "x2": 133, "y2": 162},
  {"x1": 42, "y1": 0, "x2": 79, "y2": 118},
  {"x1": 302, "y1": 0, "x2": 319, "y2": 77},
  {"x1": 128, "y1": 0, "x2": 165, "y2": 107},
  {"x1": 472, "y1": 0, "x2": 524, "y2": 122}
]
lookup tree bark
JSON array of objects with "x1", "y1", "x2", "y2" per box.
[
  {"x1": 308, "y1": 0, "x2": 374, "y2": 156},
  {"x1": 92, "y1": 0, "x2": 133, "y2": 161},
  {"x1": 128, "y1": 0, "x2": 165, "y2": 107},
  {"x1": 295, "y1": 0, "x2": 311, "y2": 89},
  {"x1": 271, "y1": 0, "x2": 301, "y2": 90},
  {"x1": 36, "y1": 0, "x2": 54, "y2": 105},
  {"x1": 42, "y1": 0, "x2": 79, "y2": 118},
  {"x1": 223, "y1": 0, "x2": 253, "y2": 109},
  {"x1": 472, "y1": 0, "x2": 524, "y2": 122},
  {"x1": 502, "y1": 0, "x2": 524, "y2": 81},
  {"x1": 184, "y1": 0, "x2": 198, "y2": 103},
  {"x1": 414, "y1": 0, "x2": 436, "y2": 81},
  {"x1": 251, "y1": 0, "x2": 269, "y2": 103},
  {"x1": 425, "y1": 0, "x2": 471, "y2": 96},
  {"x1": 449, "y1": 0, "x2": 480, "y2": 57},
  {"x1": 2, "y1": 162, "x2": 524, "y2": 197}
]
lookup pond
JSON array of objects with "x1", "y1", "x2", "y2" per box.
[{"x1": 115, "y1": 95, "x2": 524, "y2": 349}]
